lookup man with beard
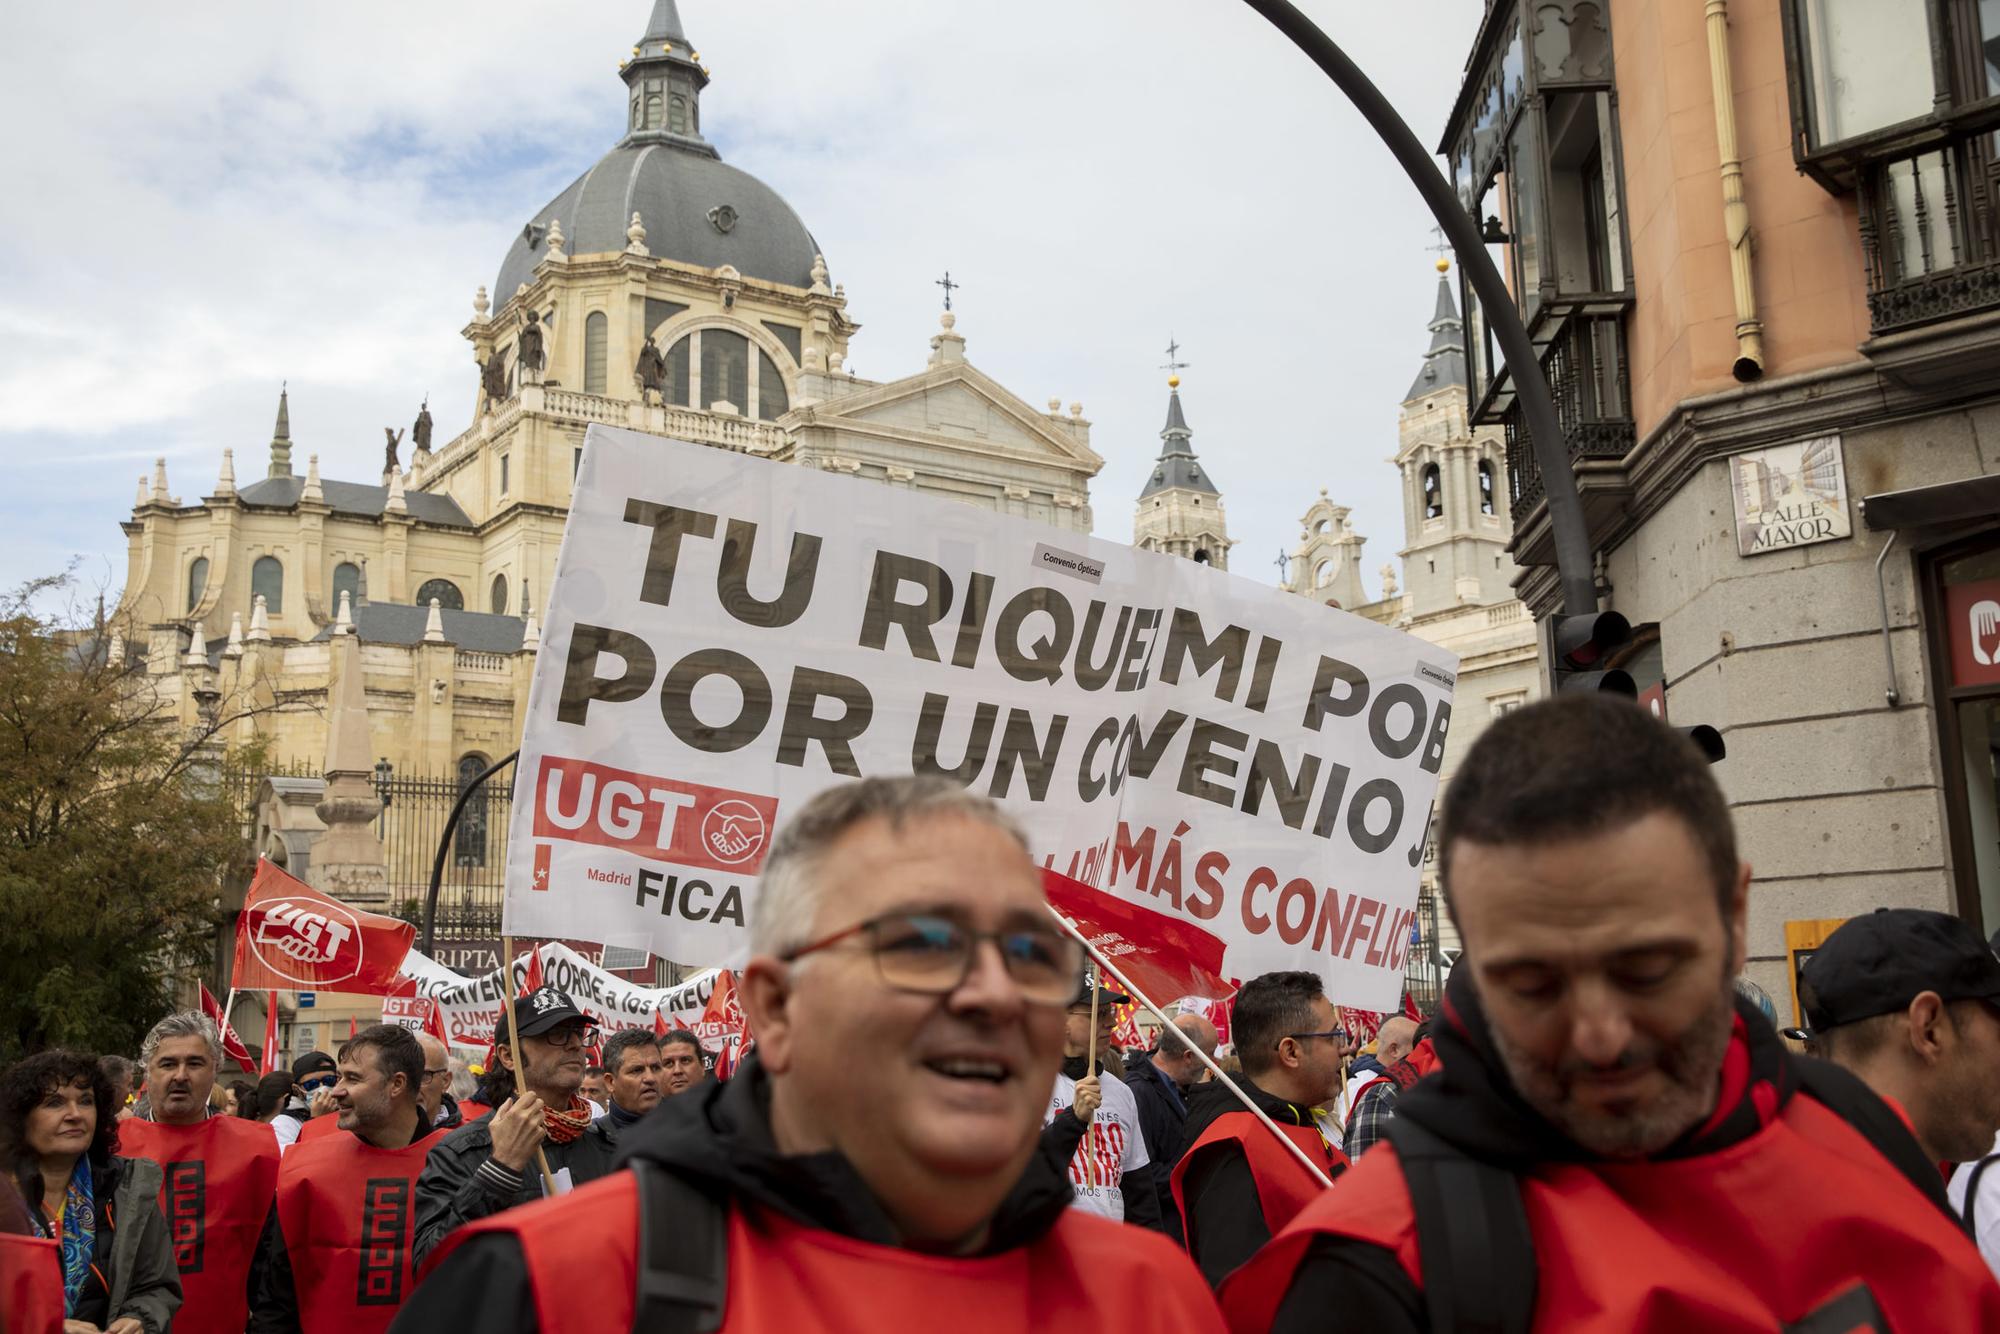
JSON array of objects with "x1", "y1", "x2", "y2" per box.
[
  {"x1": 1172, "y1": 972, "x2": 1349, "y2": 1287},
  {"x1": 658, "y1": 1028, "x2": 706, "y2": 1098},
  {"x1": 119, "y1": 1011, "x2": 283, "y2": 1334},
  {"x1": 409, "y1": 987, "x2": 599, "y2": 1269},
  {"x1": 392, "y1": 776, "x2": 1222, "y2": 1333},
  {"x1": 249, "y1": 1025, "x2": 440, "y2": 1334},
  {"x1": 417, "y1": 1033, "x2": 464, "y2": 1133},
  {"x1": 1223, "y1": 695, "x2": 2000, "y2": 1333},
  {"x1": 570, "y1": 1029, "x2": 664, "y2": 1185}
]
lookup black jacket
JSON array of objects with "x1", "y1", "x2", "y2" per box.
[
  {"x1": 1265, "y1": 966, "x2": 1933, "y2": 1333},
  {"x1": 409, "y1": 1104, "x2": 599, "y2": 1272},
  {"x1": 1124, "y1": 1053, "x2": 1193, "y2": 1244},
  {"x1": 390, "y1": 1057, "x2": 1079, "y2": 1333},
  {"x1": 1178, "y1": 1074, "x2": 1331, "y2": 1289}
]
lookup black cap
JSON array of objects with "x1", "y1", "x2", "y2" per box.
[
  {"x1": 498, "y1": 986, "x2": 588, "y2": 1041},
  {"x1": 290, "y1": 1051, "x2": 336, "y2": 1080},
  {"x1": 1796, "y1": 909, "x2": 2000, "y2": 1038},
  {"x1": 1070, "y1": 977, "x2": 1131, "y2": 1009}
]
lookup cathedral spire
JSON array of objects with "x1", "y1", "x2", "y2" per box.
[
  {"x1": 1141, "y1": 379, "x2": 1218, "y2": 499},
  {"x1": 620, "y1": 0, "x2": 713, "y2": 154},
  {"x1": 1405, "y1": 262, "x2": 1468, "y2": 402},
  {"x1": 267, "y1": 384, "x2": 293, "y2": 479}
]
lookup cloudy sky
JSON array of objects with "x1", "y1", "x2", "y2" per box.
[{"x1": 2, "y1": 0, "x2": 1484, "y2": 611}]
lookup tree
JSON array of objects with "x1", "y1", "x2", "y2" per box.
[{"x1": 0, "y1": 575, "x2": 269, "y2": 1060}]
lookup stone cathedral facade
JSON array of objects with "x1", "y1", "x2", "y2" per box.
[{"x1": 110, "y1": 1, "x2": 1104, "y2": 792}]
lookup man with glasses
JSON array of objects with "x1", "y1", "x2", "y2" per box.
[
  {"x1": 417, "y1": 1033, "x2": 463, "y2": 1132},
  {"x1": 1172, "y1": 971, "x2": 1350, "y2": 1288},
  {"x1": 394, "y1": 776, "x2": 1224, "y2": 1333},
  {"x1": 409, "y1": 987, "x2": 601, "y2": 1270}
]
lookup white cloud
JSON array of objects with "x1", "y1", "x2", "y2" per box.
[{"x1": 0, "y1": 0, "x2": 1484, "y2": 606}]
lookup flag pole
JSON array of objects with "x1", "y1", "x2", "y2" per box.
[
  {"x1": 501, "y1": 934, "x2": 560, "y2": 1196},
  {"x1": 1048, "y1": 909, "x2": 1335, "y2": 1190},
  {"x1": 1083, "y1": 963, "x2": 1101, "y2": 1191}
]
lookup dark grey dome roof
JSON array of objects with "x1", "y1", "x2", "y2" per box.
[{"x1": 495, "y1": 144, "x2": 821, "y2": 300}]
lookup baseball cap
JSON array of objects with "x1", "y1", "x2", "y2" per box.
[
  {"x1": 1070, "y1": 978, "x2": 1132, "y2": 1009},
  {"x1": 1791, "y1": 909, "x2": 2000, "y2": 1040},
  {"x1": 291, "y1": 1051, "x2": 336, "y2": 1081},
  {"x1": 499, "y1": 986, "x2": 589, "y2": 1041}
]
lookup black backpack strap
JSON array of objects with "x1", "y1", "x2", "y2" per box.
[
  {"x1": 630, "y1": 1158, "x2": 729, "y2": 1334},
  {"x1": 1386, "y1": 1117, "x2": 1536, "y2": 1334},
  {"x1": 1790, "y1": 1056, "x2": 1966, "y2": 1233},
  {"x1": 1962, "y1": 1154, "x2": 2000, "y2": 1233}
]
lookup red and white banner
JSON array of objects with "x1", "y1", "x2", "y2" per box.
[
  {"x1": 232, "y1": 860, "x2": 415, "y2": 994},
  {"x1": 199, "y1": 982, "x2": 258, "y2": 1075},
  {"x1": 502, "y1": 428, "x2": 1456, "y2": 1011},
  {"x1": 395, "y1": 941, "x2": 716, "y2": 1049}
]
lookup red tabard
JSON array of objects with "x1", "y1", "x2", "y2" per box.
[
  {"x1": 438, "y1": 1170, "x2": 1229, "y2": 1334},
  {"x1": 1171, "y1": 1112, "x2": 1343, "y2": 1244},
  {"x1": 118, "y1": 1114, "x2": 282, "y2": 1334},
  {"x1": 0, "y1": 1233, "x2": 64, "y2": 1334},
  {"x1": 1220, "y1": 1094, "x2": 2000, "y2": 1333},
  {"x1": 296, "y1": 1113, "x2": 344, "y2": 1144},
  {"x1": 275, "y1": 1128, "x2": 440, "y2": 1334}
]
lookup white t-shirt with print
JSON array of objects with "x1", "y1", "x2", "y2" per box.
[{"x1": 1044, "y1": 1069, "x2": 1150, "y2": 1222}]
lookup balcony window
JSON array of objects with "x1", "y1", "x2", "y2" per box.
[
  {"x1": 1793, "y1": 0, "x2": 1938, "y2": 151},
  {"x1": 583, "y1": 311, "x2": 607, "y2": 395},
  {"x1": 700, "y1": 329, "x2": 750, "y2": 413},
  {"x1": 665, "y1": 336, "x2": 691, "y2": 407}
]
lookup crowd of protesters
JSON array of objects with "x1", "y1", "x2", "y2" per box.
[{"x1": 7, "y1": 696, "x2": 2000, "y2": 1330}]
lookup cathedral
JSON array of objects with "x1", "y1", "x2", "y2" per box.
[{"x1": 111, "y1": 0, "x2": 1105, "y2": 788}]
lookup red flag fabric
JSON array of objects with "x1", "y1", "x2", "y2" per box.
[
  {"x1": 1403, "y1": 989, "x2": 1425, "y2": 1023},
  {"x1": 652, "y1": 1008, "x2": 669, "y2": 1038},
  {"x1": 422, "y1": 997, "x2": 450, "y2": 1048},
  {"x1": 0, "y1": 1234, "x2": 64, "y2": 1334},
  {"x1": 695, "y1": 971, "x2": 747, "y2": 1053},
  {"x1": 232, "y1": 859, "x2": 415, "y2": 994},
  {"x1": 119, "y1": 1115, "x2": 282, "y2": 1334},
  {"x1": 1110, "y1": 1000, "x2": 1145, "y2": 1051},
  {"x1": 347, "y1": 1017, "x2": 358, "y2": 1041},
  {"x1": 200, "y1": 982, "x2": 258, "y2": 1076},
  {"x1": 520, "y1": 945, "x2": 545, "y2": 998},
  {"x1": 1041, "y1": 869, "x2": 1233, "y2": 1006},
  {"x1": 260, "y1": 992, "x2": 282, "y2": 1077}
]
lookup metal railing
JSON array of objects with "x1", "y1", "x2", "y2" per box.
[
  {"x1": 1502, "y1": 311, "x2": 1635, "y2": 520},
  {"x1": 1860, "y1": 135, "x2": 2000, "y2": 335}
]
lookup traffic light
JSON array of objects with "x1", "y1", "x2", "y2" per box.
[
  {"x1": 1678, "y1": 723, "x2": 1726, "y2": 763},
  {"x1": 1552, "y1": 611, "x2": 1634, "y2": 695}
]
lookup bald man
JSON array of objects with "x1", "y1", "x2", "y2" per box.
[
  {"x1": 1342, "y1": 1017, "x2": 1419, "y2": 1161},
  {"x1": 416, "y1": 1034, "x2": 463, "y2": 1132},
  {"x1": 1128, "y1": 1013, "x2": 1220, "y2": 1245}
]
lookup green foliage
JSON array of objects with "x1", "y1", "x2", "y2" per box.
[{"x1": 0, "y1": 575, "x2": 263, "y2": 1061}]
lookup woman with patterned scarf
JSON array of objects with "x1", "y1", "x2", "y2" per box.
[{"x1": 0, "y1": 1049, "x2": 181, "y2": 1333}]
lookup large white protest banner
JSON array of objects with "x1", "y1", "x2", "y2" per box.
[
  {"x1": 396, "y1": 941, "x2": 717, "y2": 1048},
  {"x1": 501, "y1": 427, "x2": 1458, "y2": 1010}
]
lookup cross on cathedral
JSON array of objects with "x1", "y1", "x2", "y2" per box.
[
  {"x1": 1274, "y1": 548, "x2": 1292, "y2": 584},
  {"x1": 1161, "y1": 337, "x2": 1191, "y2": 377},
  {"x1": 1427, "y1": 227, "x2": 1454, "y2": 265},
  {"x1": 935, "y1": 270, "x2": 959, "y2": 311}
]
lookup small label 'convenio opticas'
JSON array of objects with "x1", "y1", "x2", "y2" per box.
[{"x1": 1033, "y1": 542, "x2": 1104, "y2": 584}]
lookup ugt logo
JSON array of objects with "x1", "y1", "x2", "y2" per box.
[{"x1": 249, "y1": 896, "x2": 363, "y2": 986}]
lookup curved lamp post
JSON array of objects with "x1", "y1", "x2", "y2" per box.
[
  {"x1": 421, "y1": 748, "x2": 518, "y2": 956},
  {"x1": 1239, "y1": 0, "x2": 1599, "y2": 618}
]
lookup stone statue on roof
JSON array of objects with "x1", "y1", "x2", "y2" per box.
[
  {"x1": 480, "y1": 349, "x2": 509, "y2": 405},
  {"x1": 382, "y1": 427, "x2": 404, "y2": 477},
  {"x1": 518, "y1": 309, "x2": 547, "y2": 380},
  {"x1": 635, "y1": 335, "x2": 667, "y2": 400},
  {"x1": 412, "y1": 399, "x2": 433, "y2": 453}
]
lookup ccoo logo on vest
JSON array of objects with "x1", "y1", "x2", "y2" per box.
[
  {"x1": 249, "y1": 896, "x2": 366, "y2": 987},
  {"x1": 529, "y1": 754, "x2": 779, "y2": 923}
]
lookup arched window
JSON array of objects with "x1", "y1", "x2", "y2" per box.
[
  {"x1": 414, "y1": 579, "x2": 463, "y2": 611},
  {"x1": 757, "y1": 350, "x2": 789, "y2": 420},
  {"x1": 1315, "y1": 558, "x2": 1336, "y2": 586},
  {"x1": 251, "y1": 556, "x2": 284, "y2": 613},
  {"x1": 331, "y1": 562, "x2": 361, "y2": 610},
  {"x1": 1193, "y1": 549, "x2": 1211, "y2": 565},
  {"x1": 1479, "y1": 459, "x2": 1497, "y2": 515},
  {"x1": 186, "y1": 557, "x2": 209, "y2": 612},
  {"x1": 455, "y1": 753, "x2": 490, "y2": 868},
  {"x1": 584, "y1": 311, "x2": 607, "y2": 395},
  {"x1": 490, "y1": 573, "x2": 509, "y2": 615},
  {"x1": 668, "y1": 94, "x2": 688, "y2": 135},
  {"x1": 665, "y1": 336, "x2": 691, "y2": 406},
  {"x1": 700, "y1": 329, "x2": 750, "y2": 412},
  {"x1": 1313, "y1": 518, "x2": 1331, "y2": 535},
  {"x1": 643, "y1": 91, "x2": 663, "y2": 130},
  {"x1": 1422, "y1": 464, "x2": 1443, "y2": 520}
]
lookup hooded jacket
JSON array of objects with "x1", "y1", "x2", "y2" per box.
[
  {"x1": 389, "y1": 1056, "x2": 1217, "y2": 1334},
  {"x1": 1223, "y1": 967, "x2": 2000, "y2": 1333}
]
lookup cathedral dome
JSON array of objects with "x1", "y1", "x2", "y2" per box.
[
  {"x1": 493, "y1": 1, "x2": 821, "y2": 301},
  {"x1": 494, "y1": 145, "x2": 821, "y2": 299}
]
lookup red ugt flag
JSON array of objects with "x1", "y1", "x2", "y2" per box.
[
  {"x1": 1041, "y1": 869, "x2": 1234, "y2": 1006},
  {"x1": 232, "y1": 859, "x2": 415, "y2": 994},
  {"x1": 519, "y1": 944, "x2": 546, "y2": 998},
  {"x1": 200, "y1": 982, "x2": 259, "y2": 1075},
  {"x1": 260, "y1": 992, "x2": 282, "y2": 1077}
]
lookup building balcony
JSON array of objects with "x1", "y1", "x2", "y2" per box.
[{"x1": 1860, "y1": 134, "x2": 2000, "y2": 338}]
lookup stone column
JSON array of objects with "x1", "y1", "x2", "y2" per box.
[{"x1": 309, "y1": 629, "x2": 390, "y2": 909}]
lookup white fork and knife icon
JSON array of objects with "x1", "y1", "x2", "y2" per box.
[{"x1": 1973, "y1": 600, "x2": 2000, "y2": 666}]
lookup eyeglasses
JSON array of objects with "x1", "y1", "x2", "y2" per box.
[
  {"x1": 1283, "y1": 1029, "x2": 1349, "y2": 1047},
  {"x1": 299, "y1": 1074, "x2": 337, "y2": 1092},
  {"x1": 422, "y1": 1068, "x2": 449, "y2": 1080},
  {"x1": 539, "y1": 1023, "x2": 599, "y2": 1049},
  {"x1": 782, "y1": 909, "x2": 1084, "y2": 1006}
]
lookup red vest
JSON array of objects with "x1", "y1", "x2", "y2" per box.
[
  {"x1": 118, "y1": 1114, "x2": 282, "y2": 1334},
  {"x1": 274, "y1": 1126, "x2": 440, "y2": 1334},
  {"x1": 436, "y1": 1170, "x2": 1228, "y2": 1334},
  {"x1": 296, "y1": 1113, "x2": 343, "y2": 1144},
  {"x1": 1171, "y1": 1111, "x2": 1344, "y2": 1244},
  {"x1": 1221, "y1": 1095, "x2": 2000, "y2": 1333},
  {"x1": 0, "y1": 1234, "x2": 64, "y2": 1334}
]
